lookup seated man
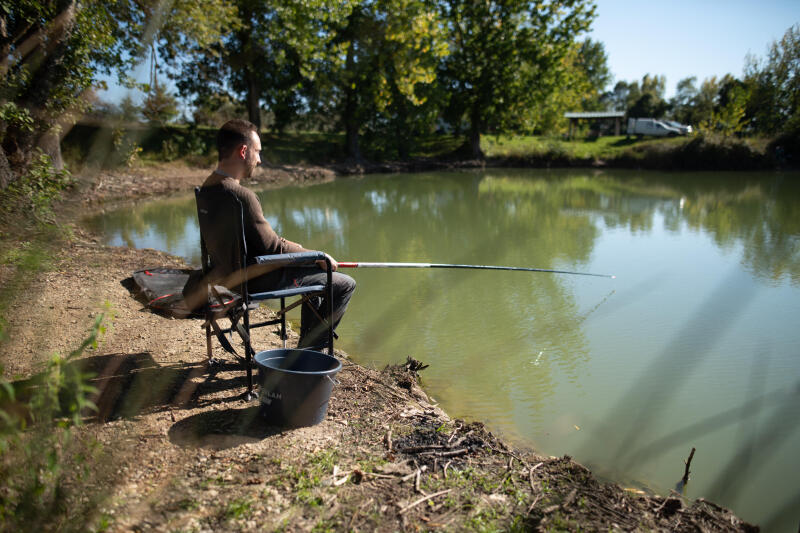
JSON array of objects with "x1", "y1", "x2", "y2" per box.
[{"x1": 200, "y1": 119, "x2": 355, "y2": 348}]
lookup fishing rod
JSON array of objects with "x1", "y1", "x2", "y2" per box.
[{"x1": 337, "y1": 262, "x2": 615, "y2": 279}]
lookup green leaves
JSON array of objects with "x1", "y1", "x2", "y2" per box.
[{"x1": 439, "y1": 0, "x2": 596, "y2": 156}]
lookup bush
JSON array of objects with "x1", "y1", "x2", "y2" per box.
[
  {"x1": 0, "y1": 313, "x2": 110, "y2": 531},
  {"x1": 767, "y1": 127, "x2": 800, "y2": 168},
  {"x1": 0, "y1": 151, "x2": 74, "y2": 224}
]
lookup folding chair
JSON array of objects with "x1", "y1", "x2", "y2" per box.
[{"x1": 194, "y1": 186, "x2": 334, "y2": 400}]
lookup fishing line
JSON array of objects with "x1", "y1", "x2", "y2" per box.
[{"x1": 337, "y1": 262, "x2": 615, "y2": 279}]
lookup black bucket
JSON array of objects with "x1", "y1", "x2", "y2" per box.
[{"x1": 253, "y1": 349, "x2": 341, "y2": 428}]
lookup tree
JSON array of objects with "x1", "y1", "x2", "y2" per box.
[
  {"x1": 174, "y1": 1, "x2": 356, "y2": 133},
  {"x1": 627, "y1": 74, "x2": 668, "y2": 118},
  {"x1": 319, "y1": 0, "x2": 447, "y2": 159},
  {"x1": 670, "y1": 76, "x2": 698, "y2": 124},
  {"x1": 119, "y1": 95, "x2": 142, "y2": 124},
  {"x1": 606, "y1": 80, "x2": 638, "y2": 112},
  {"x1": 694, "y1": 76, "x2": 721, "y2": 125},
  {"x1": 744, "y1": 24, "x2": 800, "y2": 134},
  {"x1": 0, "y1": 0, "x2": 236, "y2": 185},
  {"x1": 1, "y1": 1, "x2": 115, "y2": 175},
  {"x1": 575, "y1": 38, "x2": 612, "y2": 111},
  {"x1": 438, "y1": 0, "x2": 595, "y2": 158},
  {"x1": 141, "y1": 83, "x2": 179, "y2": 125},
  {"x1": 712, "y1": 77, "x2": 749, "y2": 135}
]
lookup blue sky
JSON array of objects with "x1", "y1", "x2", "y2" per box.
[
  {"x1": 100, "y1": 0, "x2": 800, "y2": 104},
  {"x1": 589, "y1": 0, "x2": 800, "y2": 97}
]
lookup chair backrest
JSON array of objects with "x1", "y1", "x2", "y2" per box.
[{"x1": 194, "y1": 186, "x2": 249, "y2": 298}]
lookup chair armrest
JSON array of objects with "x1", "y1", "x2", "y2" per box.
[
  {"x1": 251, "y1": 251, "x2": 326, "y2": 268},
  {"x1": 250, "y1": 284, "x2": 326, "y2": 300}
]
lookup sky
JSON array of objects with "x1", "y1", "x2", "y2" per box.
[
  {"x1": 100, "y1": 0, "x2": 800, "y2": 105},
  {"x1": 589, "y1": 0, "x2": 800, "y2": 97}
]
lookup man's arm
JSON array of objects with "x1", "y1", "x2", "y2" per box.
[{"x1": 237, "y1": 184, "x2": 337, "y2": 270}]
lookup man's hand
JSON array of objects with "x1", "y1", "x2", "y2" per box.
[{"x1": 316, "y1": 253, "x2": 338, "y2": 271}]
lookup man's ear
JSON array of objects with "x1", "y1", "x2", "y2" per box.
[{"x1": 238, "y1": 143, "x2": 248, "y2": 160}]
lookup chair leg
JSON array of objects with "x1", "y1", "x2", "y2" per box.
[
  {"x1": 243, "y1": 309, "x2": 257, "y2": 401},
  {"x1": 280, "y1": 296, "x2": 287, "y2": 348},
  {"x1": 205, "y1": 322, "x2": 213, "y2": 361}
]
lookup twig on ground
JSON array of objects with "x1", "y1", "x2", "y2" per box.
[
  {"x1": 682, "y1": 447, "x2": 696, "y2": 484},
  {"x1": 526, "y1": 494, "x2": 541, "y2": 515},
  {"x1": 401, "y1": 465, "x2": 426, "y2": 482},
  {"x1": 446, "y1": 424, "x2": 462, "y2": 445},
  {"x1": 384, "y1": 428, "x2": 393, "y2": 452},
  {"x1": 529, "y1": 462, "x2": 543, "y2": 492},
  {"x1": 399, "y1": 445, "x2": 446, "y2": 453},
  {"x1": 365, "y1": 472, "x2": 399, "y2": 479},
  {"x1": 449, "y1": 430, "x2": 474, "y2": 449},
  {"x1": 444, "y1": 460, "x2": 452, "y2": 480},
  {"x1": 418, "y1": 448, "x2": 468, "y2": 458},
  {"x1": 398, "y1": 489, "x2": 453, "y2": 515}
]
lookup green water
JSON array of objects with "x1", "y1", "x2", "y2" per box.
[{"x1": 88, "y1": 169, "x2": 800, "y2": 531}]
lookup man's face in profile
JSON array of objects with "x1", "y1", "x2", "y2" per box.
[{"x1": 244, "y1": 131, "x2": 262, "y2": 178}]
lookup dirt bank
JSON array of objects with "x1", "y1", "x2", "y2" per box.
[{"x1": 0, "y1": 167, "x2": 759, "y2": 531}]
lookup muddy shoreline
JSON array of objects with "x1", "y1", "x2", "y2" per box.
[{"x1": 0, "y1": 163, "x2": 760, "y2": 531}]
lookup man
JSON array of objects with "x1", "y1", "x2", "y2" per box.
[{"x1": 200, "y1": 119, "x2": 355, "y2": 348}]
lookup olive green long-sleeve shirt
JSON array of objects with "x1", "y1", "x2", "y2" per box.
[{"x1": 201, "y1": 173, "x2": 306, "y2": 259}]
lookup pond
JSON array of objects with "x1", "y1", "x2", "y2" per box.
[{"x1": 87, "y1": 168, "x2": 800, "y2": 531}]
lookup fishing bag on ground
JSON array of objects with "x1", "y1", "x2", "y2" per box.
[{"x1": 128, "y1": 268, "x2": 239, "y2": 318}]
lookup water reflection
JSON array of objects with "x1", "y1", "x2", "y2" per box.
[{"x1": 86, "y1": 169, "x2": 800, "y2": 531}]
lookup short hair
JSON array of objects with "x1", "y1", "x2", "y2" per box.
[{"x1": 217, "y1": 119, "x2": 258, "y2": 161}]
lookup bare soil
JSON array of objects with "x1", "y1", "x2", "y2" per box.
[{"x1": 0, "y1": 163, "x2": 759, "y2": 531}]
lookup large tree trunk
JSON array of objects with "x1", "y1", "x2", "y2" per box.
[
  {"x1": 0, "y1": 146, "x2": 13, "y2": 190},
  {"x1": 245, "y1": 69, "x2": 261, "y2": 131},
  {"x1": 2, "y1": 1, "x2": 76, "y2": 180},
  {"x1": 344, "y1": 116, "x2": 361, "y2": 161},
  {"x1": 37, "y1": 131, "x2": 63, "y2": 170},
  {"x1": 467, "y1": 105, "x2": 485, "y2": 159},
  {"x1": 466, "y1": 127, "x2": 483, "y2": 159},
  {"x1": 237, "y1": 4, "x2": 261, "y2": 131}
]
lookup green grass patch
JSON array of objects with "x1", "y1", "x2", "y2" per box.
[{"x1": 223, "y1": 497, "x2": 253, "y2": 521}]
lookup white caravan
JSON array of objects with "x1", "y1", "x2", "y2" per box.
[{"x1": 627, "y1": 118, "x2": 685, "y2": 137}]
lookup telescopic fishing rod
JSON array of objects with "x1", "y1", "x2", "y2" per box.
[{"x1": 337, "y1": 262, "x2": 615, "y2": 279}]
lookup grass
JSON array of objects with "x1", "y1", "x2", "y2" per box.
[
  {"x1": 62, "y1": 120, "x2": 777, "y2": 170},
  {"x1": 223, "y1": 497, "x2": 253, "y2": 520}
]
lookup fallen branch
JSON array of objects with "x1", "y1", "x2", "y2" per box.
[
  {"x1": 448, "y1": 431, "x2": 473, "y2": 449},
  {"x1": 529, "y1": 462, "x2": 544, "y2": 492},
  {"x1": 682, "y1": 447, "x2": 696, "y2": 484},
  {"x1": 365, "y1": 472, "x2": 400, "y2": 479},
  {"x1": 526, "y1": 494, "x2": 541, "y2": 515},
  {"x1": 418, "y1": 448, "x2": 468, "y2": 458},
  {"x1": 398, "y1": 489, "x2": 453, "y2": 515},
  {"x1": 446, "y1": 424, "x2": 463, "y2": 445},
  {"x1": 399, "y1": 444, "x2": 446, "y2": 454},
  {"x1": 401, "y1": 465, "x2": 426, "y2": 482}
]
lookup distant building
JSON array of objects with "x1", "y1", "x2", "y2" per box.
[{"x1": 564, "y1": 111, "x2": 625, "y2": 138}]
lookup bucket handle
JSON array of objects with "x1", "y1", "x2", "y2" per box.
[{"x1": 326, "y1": 375, "x2": 340, "y2": 386}]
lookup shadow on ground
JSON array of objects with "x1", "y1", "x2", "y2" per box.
[
  {"x1": 8, "y1": 352, "x2": 250, "y2": 423},
  {"x1": 80, "y1": 352, "x2": 251, "y2": 420},
  {"x1": 167, "y1": 406, "x2": 284, "y2": 449}
]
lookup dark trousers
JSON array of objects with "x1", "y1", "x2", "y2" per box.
[{"x1": 250, "y1": 267, "x2": 356, "y2": 349}]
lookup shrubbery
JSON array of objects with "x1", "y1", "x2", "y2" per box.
[{"x1": 0, "y1": 314, "x2": 110, "y2": 531}]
